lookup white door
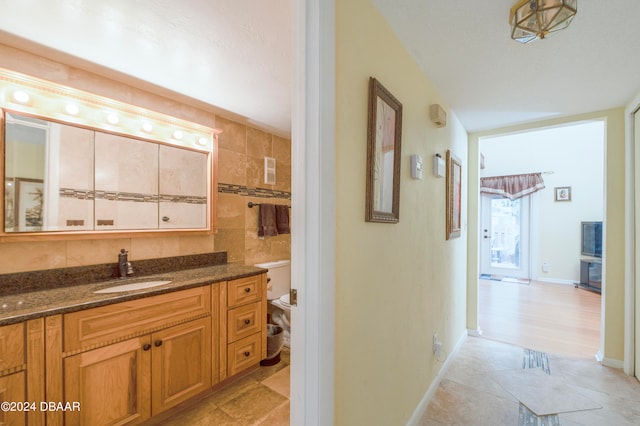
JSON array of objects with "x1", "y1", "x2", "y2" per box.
[{"x1": 480, "y1": 194, "x2": 530, "y2": 279}]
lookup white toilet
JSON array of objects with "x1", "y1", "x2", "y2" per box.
[{"x1": 254, "y1": 259, "x2": 291, "y2": 347}]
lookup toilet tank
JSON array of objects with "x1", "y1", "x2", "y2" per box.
[{"x1": 254, "y1": 260, "x2": 291, "y2": 300}]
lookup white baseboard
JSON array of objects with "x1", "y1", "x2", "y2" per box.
[
  {"x1": 467, "y1": 328, "x2": 483, "y2": 337},
  {"x1": 602, "y1": 357, "x2": 624, "y2": 369},
  {"x1": 596, "y1": 350, "x2": 624, "y2": 369},
  {"x1": 535, "y1": 277, "x2": 579, "y2": 286},
  {"x1": 406, "y1": 330, "x2": 468, "y2": 426}
]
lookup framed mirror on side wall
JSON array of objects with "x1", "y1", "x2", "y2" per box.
[{"x1": 0, "y1": 70, "x2": 220, "y2": 241}]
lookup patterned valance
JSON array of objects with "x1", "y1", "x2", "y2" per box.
[{"x1": 480, "y1": 172, "x2": 545, "y2": 200}]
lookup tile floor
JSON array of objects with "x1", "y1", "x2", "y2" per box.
[
  {"x1": 153, "y1": 348, "x2": 290, "y2": 426},
  {"x1": 419, "y1": 337, "x2": 640, "y2": 425},
  {"x1": 152, "y1": 337, "x2": 640, "y2": 425}
]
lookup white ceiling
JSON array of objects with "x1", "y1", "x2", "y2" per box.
[
  {"x1": 1, "y1": 1, "x2": 640, "y2": 135},
  {"x1": 372, "y1": 0, "x2": 640, "y2": 132}
]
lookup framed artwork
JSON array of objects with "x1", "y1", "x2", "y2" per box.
[
  {"x1": 16, "y1": 178, "x2": 44, "y2": 231},
  {"x1": 365, "y1": 77, "x2": 403, "y2": 223},
  {"x1": 555, "y1": 186, "x2": 571, "y2": 202},
  {"x1": 446, "y1": 149, "x2": 462, "y2": 240}
]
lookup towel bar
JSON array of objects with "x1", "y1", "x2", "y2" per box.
[{"x1": 248, "y1": 202, "x2": 291, "y2": 208}]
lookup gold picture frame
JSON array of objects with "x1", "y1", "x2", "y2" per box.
[
  {"x1": 446, "y1": 150, "x2": 462, "y2": 240},
  {"x1": 365, "y1": 77, "x2": 403, "y2": 223}
]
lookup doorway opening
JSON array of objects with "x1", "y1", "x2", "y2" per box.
[{"x1": 477, "y1": 120, "x2": 605, "y2": 359}]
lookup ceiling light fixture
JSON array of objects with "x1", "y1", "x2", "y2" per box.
[{"x1": 510, "y1": 0, "x2": 577, "y2": 44}]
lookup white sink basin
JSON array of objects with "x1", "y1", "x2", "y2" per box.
[{"x1": 94, "y1": 280, "x2": 173, "y2": 294}]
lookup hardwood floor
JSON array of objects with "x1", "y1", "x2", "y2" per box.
[{"x1": 479, "y1": 279, "x2": 601, "y2": 359}]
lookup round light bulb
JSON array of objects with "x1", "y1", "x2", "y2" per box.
[
  {"x1": 142, "y1": 121, "x2": 153, "y2": 132},
  {"x1": 13, "y1": 90, "x2": 30, "y2": 103},
  {"x1": 65, "y1": 103, "x2": 79, "y2": 115},
  {"x1": 173, "y1": 130, "x2": 184, "y2": 140},
  {"x1": 107, "y1": 113, "x2": 119, "y2": 125},
  {"x1": 197, "y1": 137, "x2": 209, "y2": 146}
]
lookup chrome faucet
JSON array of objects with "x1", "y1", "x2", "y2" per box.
[{"x1": 118, "y1": 248, "x2": 134, "y2": 278}]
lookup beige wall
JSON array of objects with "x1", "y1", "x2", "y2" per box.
[
  {"x1": 0, "y1": 44, "x2": 290, "y2": 273},
  {"x1": 468, "y1": 108, "x2": 627, "y2": 363},
  {"x1": 335, "y1": 1, "x2": 469, "y2": 424}
]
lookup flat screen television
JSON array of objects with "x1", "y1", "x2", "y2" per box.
[{"x1": 581, "y1": 221, "x2": 602, "y2": 258}]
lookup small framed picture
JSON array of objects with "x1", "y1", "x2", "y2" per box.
[{"x1": 555, "y1": 186, "x2": 571, "y2": 202}]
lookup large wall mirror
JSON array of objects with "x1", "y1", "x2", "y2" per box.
[{"x1": 0, "y1": 70, "x2": 219, "y2": 240}]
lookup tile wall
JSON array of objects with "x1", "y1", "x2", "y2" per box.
[{"x1": 214, "y1": 116, "x2": 291, "y2": 265}]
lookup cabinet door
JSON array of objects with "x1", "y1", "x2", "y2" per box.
[
  {"x1": 64, "y1": 337, "x2": 151, "y2": 426},
  {"x1": 0, "y1": 372, "x2": 25, "y2": 426},
  {"x1": 0, "y1": 323, "x2": 24, "y2": 371},
  {"x1": 151, "y1": 317, "x2": 211, "y2": 415}
]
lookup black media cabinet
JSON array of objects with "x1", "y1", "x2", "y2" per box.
[{"x1": 578, "y1": 258, "x2": 602, "y2": 294}]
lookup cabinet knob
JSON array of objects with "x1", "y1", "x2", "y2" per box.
[
  {"x1": 244, "y1": 287, "x2": 251, "y2": 293},
  {"x1": 142, "y1": 343, "x2": 151, "y2": 351},
  {"x1": 154, "y1": 340, "x2": 163, "y2": 347},
  {"x1": 244, "y1": 319, "x2": 251, "y2": 325},
  {"x1": 244, "y1": 351, "x2": 251, "y2": 357}
]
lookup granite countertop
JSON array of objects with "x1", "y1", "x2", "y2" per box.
[{"x1": 0, "y1": 263, "x2": 266, "y2": 326}]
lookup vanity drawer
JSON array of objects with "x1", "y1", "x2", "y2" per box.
[
  {"x1": 0, "y1": 323, "x2": 24, "y2": 372},
  {"x1": 64, "y1": 286, "x2": 211, "y2": 352},
  {"x1": 227, "y1": 275, "x2": 262, "y2": 308},
  {"x1": 227, "y1": 302, "x2": 262, "y2": 343},
  {"x1": 227, "y1": 333, "x2": 262, "y2": 376}
]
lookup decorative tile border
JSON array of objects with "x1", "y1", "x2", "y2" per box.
[
  {"x1": 95, "y1": 190, "x2": 158, "y2": 203},
  {"x1": 60, "y1": 188, "x2": 94, "y2": 200},
  {"x1": 218, "y1": 183, "x2": 291, "y2": 200},
  {"x1": 58, "y1": 184, "x2": 289, "y2": 204},
  {"x1": 59, "y1": 188, "x2": 206, "y2": 204}
]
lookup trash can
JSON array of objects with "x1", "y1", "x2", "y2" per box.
[{"x1": 260, "y1": 324, "x2": 284, "y2": 366}]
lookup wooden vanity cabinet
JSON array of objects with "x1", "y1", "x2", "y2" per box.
[{"x1": 4, "y1": 272, "x2": 266, "y2": 426}]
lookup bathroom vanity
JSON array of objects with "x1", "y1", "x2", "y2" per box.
[{"x1": 0, "y1": 257, "x2": 267, "y2": 425}]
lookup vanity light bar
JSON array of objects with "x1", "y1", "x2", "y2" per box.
[{"x1": 0, "y1": 68, "x2": 221, "y2": 152}]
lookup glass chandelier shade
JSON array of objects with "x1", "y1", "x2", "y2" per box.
[{"x1": 510, "y1": 0, "x2": 577, "y2": 44}]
